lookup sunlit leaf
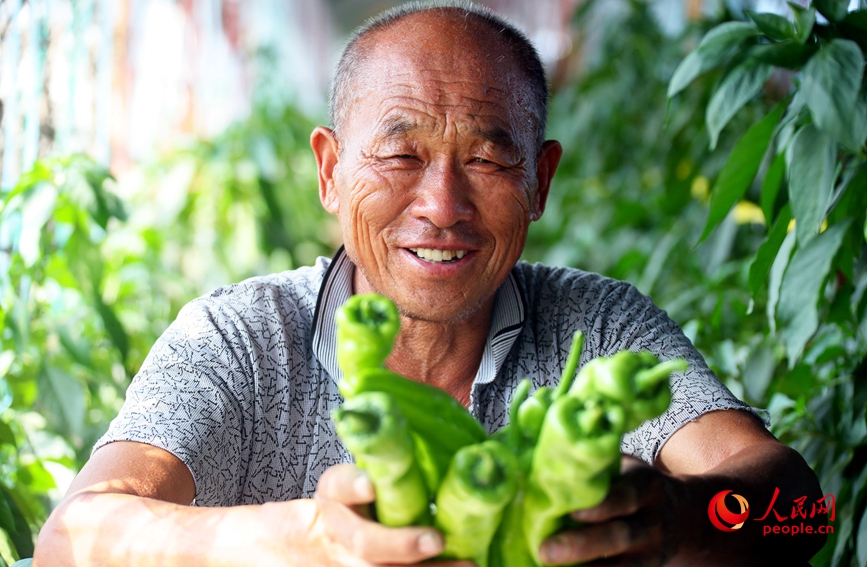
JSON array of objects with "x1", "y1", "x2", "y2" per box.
[
  {"x1": 0, "y1": 527, "x2": 19, "y2": 565},
  {"x1": 802, "y1": 39, "x2": 864, "y2": 151},
  {"x1": 93, "y1": 293, "x2": 129, "y2": 365},
  {"x1": 16, "y1": 461, "x2": 55, "y2": 494},
  {"x1": 787, "y1": 3, "x2": 816, "y2": 44},
  {"x1": 706, "y1": 59, "x2": 774, "y2": 150},
  {"x1": 0, "y1": 493, "x2": 14, "y2": 534},
  {"x1": 750, "y1": 206, "x2": 792, "y2": 298},
  {"x1": 778, "y1": 221, "x2": 850, "y2": 365},
  {"x1": 38, "y1": 367, "x2": 86, "y2": 440},
  {"x1": 699, "y1": 101, "x2": 786, "y2": 243},
  {"x1": 17, "y1": 183, "x2": 58, "y2": 268},
  {"x1": 786, "y1": 124, "x2": 835, "y2": 246},
  {"x1": 0, "y1": 487, "x2": 32, "y2": 559},
  {"x1": 813, "y1": 0, "x2": 850, "y2": 22},
  {"x1": 57, "y1": 326, "x2": 94, "y2": 369},
  {"x1": 745, "y1": 11, "x2": 794, "y2": 40},
  {"x1": 667, "y1": 22, "x2": 761, "y2": 98}
]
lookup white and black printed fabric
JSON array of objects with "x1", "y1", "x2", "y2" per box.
[{"x1": 94, "y1": 247, "x2": 768, "y2": 506}]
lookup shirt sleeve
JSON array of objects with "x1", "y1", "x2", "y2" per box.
[
  {"x1": 93, "y1": 296, "x2": 254, "y2": 506},
  {"x1": 580, "y1": 279, "x2": 770, "y2": 464}
]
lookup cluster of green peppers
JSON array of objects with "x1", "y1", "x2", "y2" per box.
[{"x1": 330, "y1": 293, "x2": 686, "y2": 567}]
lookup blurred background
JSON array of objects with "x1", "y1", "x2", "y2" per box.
[{"x1": 0, "y1": 0, "x2": 865, "y2": 564}]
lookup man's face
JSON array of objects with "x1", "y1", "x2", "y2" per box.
[{"x1": 313, "y1": 15, "x2": 561, "y2": 323}]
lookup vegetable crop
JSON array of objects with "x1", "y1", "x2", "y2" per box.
[{"x1": 331, "y1": 293, "x2": 686, "y2": 565}]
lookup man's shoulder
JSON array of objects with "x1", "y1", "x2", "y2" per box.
[
  {"x1": 181, "y1": 256, "x2": 332, "y2": 326},
  {"x1": 512, "y1": 260, "x2": 635, "y2": 303}
]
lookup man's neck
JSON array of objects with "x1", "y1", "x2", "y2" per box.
[{"x1": 352, "y1": 270, "x2": 494, "y2": 408}]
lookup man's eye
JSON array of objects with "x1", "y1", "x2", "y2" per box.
[{"x1": 472, "y1": 157, "x2": 493, "y2": 164}]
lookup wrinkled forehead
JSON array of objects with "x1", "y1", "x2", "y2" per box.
[{"x1": 342, "y1": 16, "x2": 536, "y2": 147}]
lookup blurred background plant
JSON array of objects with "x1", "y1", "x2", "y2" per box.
[{"x1": 0, "y1": 0, "x2": 865, "y2": 565}]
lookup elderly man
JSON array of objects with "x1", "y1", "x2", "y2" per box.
[{"x1": 34, "y1": 2, "x2": 824, "y2": 566}]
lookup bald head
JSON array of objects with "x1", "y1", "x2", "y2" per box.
[{"x1": 329, "y1": 1, "x2": 549, "y2": 152}]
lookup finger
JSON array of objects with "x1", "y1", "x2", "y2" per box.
[
  {"x1": 318, "y1": 495, "x2": 446, "y2": 564},
  {"x1": 539, "y1": 516, "x2": 654, "y2": 565},
  {"x1": 571, "y1": 459, "x2": 658, "y2": 523},
  {"x1": 315, "y1": 463, "x2": 376, "y2": 505}
]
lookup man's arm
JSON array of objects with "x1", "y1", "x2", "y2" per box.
[
  {"x1": 538, "y1": 409, "x2": 826, "y2": 566},
  {"x1": 33, "y1": 441, "x2": 462, "y2": 567}
]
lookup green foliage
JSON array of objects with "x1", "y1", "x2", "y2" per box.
[
  {"x1": 664, "y1": 1, "x2": 866, "y2": 564},
  {"x1": 0, "y1": 1, "x2": 864, "y2": 564},
  {"x1": 0, "y1": 98, "x2": 335, "y2": 559}
]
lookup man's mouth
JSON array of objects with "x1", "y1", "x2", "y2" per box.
[{"x1": 408, "y1": 248, "x2": 468, "y2": 263}]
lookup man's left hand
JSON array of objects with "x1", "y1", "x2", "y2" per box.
[{"x1": 538, "y1": 456, "x2": 689, "y2": 566}]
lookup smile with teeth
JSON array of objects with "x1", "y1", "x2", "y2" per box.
[{"x1": 409, "y1": 248, "x2": 468, "y2": 263}]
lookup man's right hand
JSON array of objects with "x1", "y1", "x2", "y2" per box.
[
  {"x1": 305, "y1": 463, "x2": 473, "y2": 566},
  {"x1": 33, "y1": 442, "x2": 474, "y2": 566}
]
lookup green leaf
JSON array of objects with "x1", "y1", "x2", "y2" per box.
[
  {"x1": 0, "y1": 494, "x2": 14, "y2": 535},
  {"x1": 0, "y1": 527, "x2": 19, "y2": 565},
  {"x1": 667, "y1": 22, "x2": 761, "y2": 98},
  {"x1": 858, "y1": 492, "x2": 867, "y2": 567},
  {"x1": 699, "y1": 101, "x2": 787, "y2": 243},
  {"x1": 813, "y1": 0, "x2": 850, "y2": 22},
  {"x1": 0, "y1": 421, "x2": 14, "y2": 448},
  {"x1": 17, "y1": 183, "x2": 58, "y2": 268},
  {"x1": 788, "y1": 3, "x2": 816, "y2": 44},
  {"x1": 801, "y1": 39, "x2": 864, "y2": 151},
  {"x1": 7, "y1": 161, "x2": 52, "y2": 200},
  {"x1": 778, "y1": 221, "x2": 850, "y2": 365},
  {"x1": 93, "y1": 292, "x2": 129, "y2": 364},
  {"x1": 745, "y1": 11, "x2": 795, "y2": 40},
  {"x1": 786, "y1": 124, "x2": 835, "y2": 246},
  {"x1": 767, "y1": 229, "x2": 797, "y2": 333},
  {"x1": 750, "y1": 205, "x2": 792, "y2": 297},
  {"x1": 840, "y1": 10, "x2": 867, "y2": 53},
  {"x1": 749, "y1": 40, "x2": 817, "y2": 69},
  {"x1": 743, "y1": 341, "x2": 778, "y2": 403},
  {"x1": 843, "y1": 10, "x2": 867, "y2": 31},
  {"x1": 668, "y1": 51, "x2": 703, "y2": 99},
  {"x1": 57, "y1": 326, "x2": 94, "y2": 369},
  {"x1": 0, "y1": 487, "x2": 32, "y2": 559},
  {"x1": 706, "y1": 59, "x2": 774, "y2": 150},
  {"x1": 761, "y1": 152, "x2": 787, "y2": 224},
  {"x1": 37, "y1": 367, "x2": 86, "y2": 440},
  {"x1": 774, "y1": 362, "x2": 814, "y2": 399}
]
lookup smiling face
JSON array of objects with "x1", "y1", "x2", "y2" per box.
[{"x1": 312, "y1": 12, "x2": 561, "y2": 324}]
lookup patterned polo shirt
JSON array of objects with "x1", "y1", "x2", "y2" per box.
[{"x1": 95, "y1": 247, "x2": 765, "y2": 506}]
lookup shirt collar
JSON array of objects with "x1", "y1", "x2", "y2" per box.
[{"x1": 311, "y1": 246, "x2": 526, "y2": 387}]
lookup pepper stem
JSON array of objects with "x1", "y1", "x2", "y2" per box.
[
  {"x1": 555, "y1": 331, "x2": 585, "y2": 398},
  {"x1": 635, "y1": 358, "x2": 688, "y2": 393}
]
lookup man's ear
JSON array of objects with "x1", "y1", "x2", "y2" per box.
[
  {"x1": 310, "y1": 126, "x2": 341, "y2": 214},
  {"x1": 531, "y1": 140, "x2": 562, "y2": 221}
]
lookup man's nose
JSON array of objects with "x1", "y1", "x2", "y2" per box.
[{"x1": 408, "y1": 159, "x2": 475, "y2": 228}]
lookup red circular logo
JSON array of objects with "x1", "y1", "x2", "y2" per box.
[{"x1": 708, "y1": 490, "x2": 750, "y2": 532}]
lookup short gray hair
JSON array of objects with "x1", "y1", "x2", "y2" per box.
[{"x1": 328, "y1": 1, "x2": 549, "y2": 152}]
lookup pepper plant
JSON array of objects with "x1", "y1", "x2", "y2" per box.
[{"x1": 667, "y1": 1, "x2": 867, "y2": 564}]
